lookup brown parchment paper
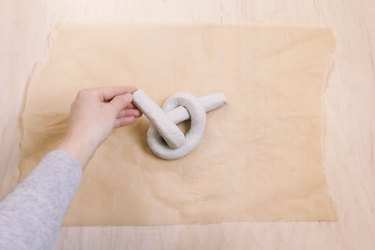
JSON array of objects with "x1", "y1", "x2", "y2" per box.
[{"x1": 20, "y1": 24, "x2": 336, "y2": 226}]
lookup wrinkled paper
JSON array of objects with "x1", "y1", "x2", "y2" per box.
[{"x1": 20, "y1": 24, "x2": 336, "y2": 225}]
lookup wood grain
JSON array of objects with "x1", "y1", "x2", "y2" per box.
[{"x1": 0, "y1": 0, "x2": 374, "y2": 249}]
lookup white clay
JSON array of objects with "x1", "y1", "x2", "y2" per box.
[
  {"x1": 132, "y1": 89, "x2": 227, "y2": 160},
  {"x1": 165, "y1": 92, "x2": 227, "y2": 124},
  {"x1": 132, "y1": 89, "x2": 185, "y2": 149}
]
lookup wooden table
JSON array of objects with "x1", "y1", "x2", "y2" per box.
[{"x1": 1, "y1": 0, "x2": 374, "y2": 249}]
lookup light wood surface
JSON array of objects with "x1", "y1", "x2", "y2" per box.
[{"x1": 0, "y1": 0, "x2": 374, "y2": 249}]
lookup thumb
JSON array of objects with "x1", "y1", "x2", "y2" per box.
[{"x1": 110, "y1": 93, "x2": 133, "y2": 113}]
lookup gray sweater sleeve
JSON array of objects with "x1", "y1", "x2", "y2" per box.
[{"x1": 0, "y1": 150, "x2": 82, "y2": 250}]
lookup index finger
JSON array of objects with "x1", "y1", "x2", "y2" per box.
[{"x1": 93, "y1": 86, "x2": 137, "y2": 102}]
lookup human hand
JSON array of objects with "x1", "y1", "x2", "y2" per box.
[{"x1": 57, "y1": 86, "x2": 142, "y2": 169}]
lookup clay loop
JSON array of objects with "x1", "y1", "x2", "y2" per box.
[
  {"x1": 132, "y1": 89, "x2": 227, "y2": 160},
  {"x1": 147, "y1": 92, "x2": 206, "y2": 160}
]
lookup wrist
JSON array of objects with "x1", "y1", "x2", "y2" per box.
[{"x1": 57, "y1": 133, "x2": 98, "y2": 170}]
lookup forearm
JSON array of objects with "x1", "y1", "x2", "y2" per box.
[
  {"x1": 0, "y1": 86, "x2": 138, "y2": 249},
  {"x1": 0, "y1": 150, "x2": 82, "y2": 250}
]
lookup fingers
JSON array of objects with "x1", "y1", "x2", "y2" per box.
[
  {"x1": 116, "y1": 108, "x2": 142, "y2": 118},
  {"x1": 114, "y1": 116, "x2": 136, "y2": 128},
  {"x1": 94, "y1": 86, "x2": 137, "y2": 101},
  {"x1": 110, "y1": 93, "x2": 133, "y2": 113},
  {"x1": 115, "y1": 107, "x2": 142, "y2": 128},
  {"x1": 126, "y1": 102, "x2": 136, "y2": 109}
]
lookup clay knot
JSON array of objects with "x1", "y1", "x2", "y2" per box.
[{"x1": 132, "y1": 89, "x2": 226, "y2": 160}]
